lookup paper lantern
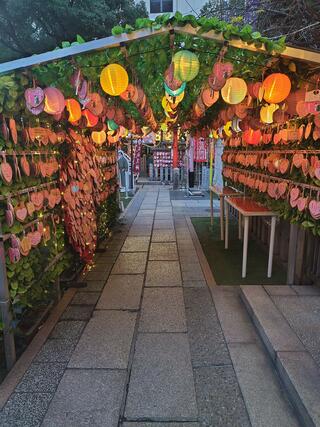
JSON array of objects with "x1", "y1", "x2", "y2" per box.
[
  {"x1": 82, "y1": 109, "x2": 99, "y2": 127},
  {"x1": 173, "y1": 50, "x2": 199, "y2": 82},
  {"x1": 260, "y1": 103, "x2": 279, "y2": 124},
  {"x1": 100, "y1": 64, "x2": 129, "y2": 96},
  {"x1": 92, "y1": 130, "x2": 106, "y2": 145},
  {"x1": 44, "y1": 87, "x2": 65, "y2": 115},
  {"x1": 65, "y1": 99, "x2": 82, "y2": 122},
  {"x1": 221, "y1": 78, "x2": 247, "y2": 105},
  {"x1": 262, "y1": 73, "x2": 291, "y2": 104}
]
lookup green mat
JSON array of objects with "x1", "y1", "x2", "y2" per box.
[{"x1": 191, "y1": 217, "x2": 286, "y2": 286}]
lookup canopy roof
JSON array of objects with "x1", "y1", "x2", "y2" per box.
[{"x1": 1, "y1": 13, "x2": 320, "y2": 133}]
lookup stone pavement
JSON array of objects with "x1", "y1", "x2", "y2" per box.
[{"x1": 0, "y1": 186, "x2": 300, "y2": 426}]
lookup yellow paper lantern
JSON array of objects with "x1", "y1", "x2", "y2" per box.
[
  {"x1": 262, "y1": 73, "x2": 291, "y2": 104},
  {"x1": 260, "y1": 103, "x2": 279, "y2": 124},
  {"x1": 65, "y1": 98, "x2": 82, "y2": 123},
  {"x1": 173, "y1": 50, "x2": 200, "y2": 82},
  {"x1": 91, "y1": 130, "x2": 106, "y2": 145},
  {"x1": 221, "y1": 78, "x2": 247, "y2": 105},
  {"x1": 100, "y1": 64, "x2": 129, "y2": 96}
]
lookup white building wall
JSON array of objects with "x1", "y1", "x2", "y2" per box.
[{"x1": 137, "y1": 0, "x2": 207, "y2": 19}]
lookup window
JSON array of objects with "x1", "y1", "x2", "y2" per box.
[{"x1": 150, "y1": 0, "x2": 173, "y2": 13}]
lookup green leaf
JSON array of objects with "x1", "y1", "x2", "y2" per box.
[
  {"x1": 112, "y1": 25, "x2": 124, "y2": 36},
  {"x1": 61, "y1": 41, "x2": 71, "y2": 48},
  {"x1": 251, "y1": 31, "x2": 261, "y2": 39},
  {"x1": 76, "y1": 34, "x2": 85, "y2": 44}
]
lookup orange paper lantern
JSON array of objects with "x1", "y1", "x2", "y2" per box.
[
  {"x1": 262, "y1": 73, "x2": 291, "y2": 104},
  {"x1": 221, "y1": 78, "x2": 247, "y2": 105},
  {"x1": 65, "y1": 98, "x2": 82, "y2": 122}
]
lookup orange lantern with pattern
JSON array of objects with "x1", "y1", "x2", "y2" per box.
[{"x1": 262, "y1": 73, "x2": 291, "y2": 104}]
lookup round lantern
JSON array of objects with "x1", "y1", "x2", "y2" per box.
[
  {"x1": 82, "y1": 109, "x2": 99, "y2": 127},
  {"x1": 262, "y1": 73, "x2": 291, "y2": 104},
  {"x1": 260, "y1": 103, "x2": 279, "y2": 124},
  {"x1": 173, "y1": 50, "x2": 199, "y2": 82},
  {"x1": 100, "y1": 64, "x2": 129, "y2": 96},
  {"x1": 221, "y1": 78, "x2": 247, "y2": 105},
  {"x1": 44, "y1": 87, "x2": 65, "y2": 115},
  {"x1": 92, "y1": 130, "x2": 106, "y2": 145},
  {"x1": 65, "y1": 98, "x2": 82, "y2": 122}
]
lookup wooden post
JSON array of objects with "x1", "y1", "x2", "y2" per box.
[{"x1": 0, "y1": 224, "x2": 16, "y2": 369}]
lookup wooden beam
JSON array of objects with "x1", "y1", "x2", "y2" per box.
[
  {"x1": 0, "y1": 27, "x2": 169, "y2": 74},
  {"x1": 175, "y1": 25, "x2": 320, "y2": 65}
]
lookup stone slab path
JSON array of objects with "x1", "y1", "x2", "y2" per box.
[{"x1": 0, "y1": 187, "x2": 300, "y2": 426}]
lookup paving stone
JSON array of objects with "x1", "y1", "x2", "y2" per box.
[
  {"x1": 139, "y1": 288, "x2": 187, "y2": 332},
  {"x1": 229, "y1": 343, "x2": 300, "y2": 427},
  {"x1": 50, "y1": 320, "x2": 86, "y2": 341},
  {"x1": 88, "y1": 263, "x2": 113, "y2": 274},
  {"x1": 71, "y1": 291, "x2": 100, "y2": 306},
  {"x1": 35, "y1": 339, "x2": 77, "y2": 363},
  {"x1": 61, "y1": 305, "x2": 94, "y2": 321},
  {"x1": 112, "y1": 252, "x2": 147, "y2": 274},
  {"x1": 146, "y1": 261, "x2": 182, "y2": 287},
  {"x1": 85, "y1": 268, "x2": 111, "y2": 281},
  {"x1": 276, "y1": 351, "x2": 320, "y2": 427},
  {"x1": 212, "y1": 288, "x2": 256, "y2": 344},
  {"x1": 272, "y1": 296, "x2": 320, "y2": 368},
  {"x1": 125, "y1": 333, "x2": 198, "y2": 420},
  {"x1": 184, "y1": 288, "x2": 230, "y2": 367},
  {"x1": 194, "y1": 366, "x2": 251, "y2": 427},
  {"x1": 241, "y1": 285, "x2": 305, "y2": 360},
  {"x1": 153, "y1": 220, "x2": 174, "y2": 230},
  {"x1": 0, "y1": 392, "x2": 53, "y2": 427},
  {"x1": 180, "y1": 262, "x2": 202, "y2": 273},
  {"x1": 264, "y1": 285, "x2": 297, "y2": 296},
  {"x1": 155, "y1": 213, "x2": 173, "y2": 220},
  {"x1": 122, "y1": 236, "x2": 150, "y2": 252},
  {"x1": 292, "y1": 285, "x2": 320, "y2": 296},
  {"x1": 42, "y1": 369, "x2": 126, "y2": 427},
  {"x1": 68, "y1": 310, "x2": 137, "y2": 369},
  {"x1": 81, "y1": 280, "x2": 106, "y2": 292},
  {"x1": 97, "y1": 274, "x2": 144, "y2": 310},
  {"x1": 149, "y1": 242, "x2": 178, "y2": 261},
  {"x1": 122, "y1": 423, "x2": 200, "y2": 427},
  {"x1": 183, "y1": 280, "x2": 206, "y2": 288},
  {"x1": 128, "y1": 227, "x2": 152, "y2": 236},
  {"x1": 16, "y1": 362, "x2": 66, "y2": 393},
  {"x1": 182, "y1": 269, "x2": 205, "y2": 282},
  {"x1": 152, "y1": 229, "x2": 176, "y2": 242}
]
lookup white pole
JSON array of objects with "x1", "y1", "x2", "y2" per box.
[
  {"x1": 268, "y1": 216, "x2": 277, "y2": 278},
  {"x1": 242, "y1": 216, "x2": 249, "y2": 278}
]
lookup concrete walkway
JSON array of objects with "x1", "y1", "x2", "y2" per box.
[{"x1": 0, "y1": 187, "x2": 300, "y2": 426}]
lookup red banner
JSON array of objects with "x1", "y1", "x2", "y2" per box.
[{"x1": 194, "y1": 137, "x2": 208, "y2": 162}]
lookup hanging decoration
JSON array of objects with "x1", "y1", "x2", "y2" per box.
[
  {"x1": 65, "y1": 98, "x2": 82, "y2": 123},
  {"x1": 173, "y1": 50, "x2": 200, "y2": 82},
  {"x1": 43, "y1": 87, "x2": 65, "y2": 115},
  {"x1": 262, "y1": 73, "x2": 291, "y2": 104},
  {"x1": 221, "y1": 77, "x2": 248, "y2": 105},
  {"x1": 100, "y1": 64, "x2": 129, "y2": 96}
]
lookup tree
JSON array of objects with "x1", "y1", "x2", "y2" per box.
[
  {"x1": 0, "y1": 0, "x2": 148, "y2": 63},
  {"x1": 200, "y1": 0, "x2": 320, "y2": 50}
]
